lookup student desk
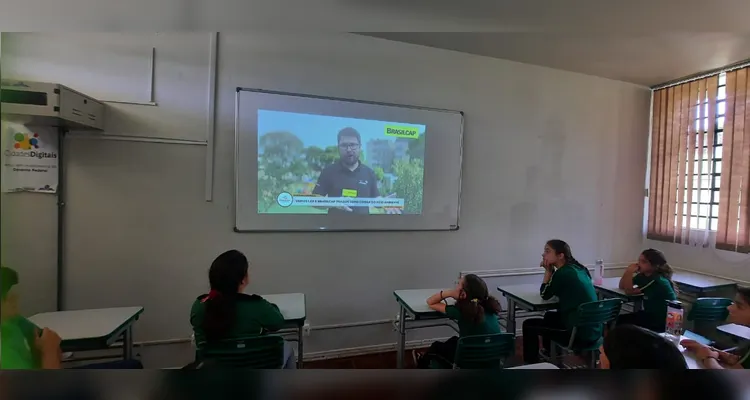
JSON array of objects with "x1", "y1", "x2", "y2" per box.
[
  {"x1": 496, "y1": 284, "x2": 559, "y2": 334},
  {"x1": 508, "y1": 362, "x2": 559, "y2": 369},
  {"x1": 718, "y1": 323, "x2": 750, "y2": 341},
  {"x1": 594, "y1": 277, "x2": 644, "y2": 312},
  {"x1": 393, "y1": 289, "x2": 458, "y2": 369},
  {"x1": 263, "y1": 293, "x2": 306, "y2": 368},
  {"x1": 659, "y1": 334, "x2": 704, "y2": 369},
  {"x1": 29, "y1": 307, "x2": 144, "y2": 360},
  {"x1": 672, "y1": 270, "x2": 737, "y2": 298}
]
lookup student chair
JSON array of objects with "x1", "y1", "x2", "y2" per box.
[
  {"x1": 195, "y1": 335, "x2": 285, "y2": 369},
  {"x1": 685, "y1": 297, "x2": 733, "y2": 346},
  {"x1": 546, "y1": 299, "x2": 623, "y2": 369},
  {"x1": 432, "y1": 333, "x2": 516, "y2": 369},
  {"x1": 687, "y1": 297, "x2": 732, "y2": 322}
]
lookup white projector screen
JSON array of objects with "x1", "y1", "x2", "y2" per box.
[{"x1": 234, "y1": 88, "x2": 463, "y2": 232}]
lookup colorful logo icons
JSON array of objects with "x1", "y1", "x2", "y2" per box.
[{"x1": 13, "y1": 132, "x2": 41, "y2": 150}]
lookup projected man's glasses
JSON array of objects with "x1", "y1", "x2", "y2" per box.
[{"x1": 339, "y1": 143, "x2": 360, "y2": 150}]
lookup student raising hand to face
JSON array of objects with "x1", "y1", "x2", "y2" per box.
[
  {"x1": 418, "y1": 275, "x2": 502, "y2": 368},
  {"x1": 539, "y1": 257, "x2": 554, "y2": 271},
  {"x1": 34, "y1": 328, "x2": 63, "y2": 369},
  {"x1": 621, "y1": 262, "x2": 642, "y2": 295}
]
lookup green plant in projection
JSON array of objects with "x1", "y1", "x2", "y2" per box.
[
  {"x1": 408, "y1": 133, "x2": 426, "y2": 161},
  {"x1": 258, "y1": 131, "x2": 307, "y2": 212},
  {"x1": 305, "y1": 145, "x2": 340, "y2": 173},
  {"x1": 373, "y1": 166, "x2": 391, "y2": 194},
  {"x1": 391, "y1": 158, "x2": 424, "y2": 214},
  {"x1": 373, "y1": 166, "x2": 385, "y2": 183}
]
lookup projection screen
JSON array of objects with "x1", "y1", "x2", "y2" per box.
[{"x1": 234, "y1": 88, "x2": 463, "y2": 232}]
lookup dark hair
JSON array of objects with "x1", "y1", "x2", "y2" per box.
[
  {"x1": 603, "y1": 324, "x2": 688, "y2": 370},
  {"x1": 455, "y1": 274, "x2": 502, "y2": 325},
  {"x1": 337, "y1": 127, "x2": 361, "y2": 145},
  {"x1": 0, "y1": 266, "x2": 19, "y2": 300},
  {"x1": 641, "y1": 248, "x2": 678, "y2": 293},
  {"x1": 545, "y1": 239, "x2": 591, "y2": 278},
  {"x1": 202, "y1": 250, "x2": 249, "y2": 341}
]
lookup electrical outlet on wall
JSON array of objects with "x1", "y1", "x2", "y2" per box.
[{"x1": 303, "y1": 322, "x2": 311, "y2": 337}]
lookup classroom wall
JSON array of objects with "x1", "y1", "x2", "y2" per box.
[
  {"x1": 643, "y1": 239, "x2": 750, "y2": 282},
  {"x1": 1, "y1": 32, "x2": 651, "y2": 355}
]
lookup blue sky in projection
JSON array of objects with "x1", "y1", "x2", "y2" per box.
[{"x1": 257, "y1": 110, "x2": 426, "y2": 149}]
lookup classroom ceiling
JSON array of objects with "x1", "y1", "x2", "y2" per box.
[
  {"x1": 3, "y1": 0, "x2": 749, "y2": 87},
  {"x1": 359, "y1": 33, "x2": 750, "y2": 88},
  {"x1": 354, "y1": 1, "x2": 750, "y2": 87}
]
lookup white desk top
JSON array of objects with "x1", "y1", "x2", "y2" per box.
[
  {"x1": 718, "y1": 323, "x2": 750, "y2": 341},
  {"x1": 393, "y1": 289, "x2": 455, "y2": 315},
  {"x1": 262, "y1": 293, "x2": 306, "y2": 322},
  {"x1": 672, "y1": 270, "x2": 736, "y2": 291},
  {"x1": 29, "y1": 307, "x2": 144, "y2": 341},
  {"x1": 508, "y1": 362, "x2": 559, "y2": 370},
  {"x1": 496, "y1": 284, "x2": 558, "y2": 311},
  {"x1": 594, "y1": 277, "x2": 643, "y2": 299},
  {"x1": 678, "y1": 343, "x2": 703, "y2": 370},
  {"x1": 659, "y1": 334, "x2": 703, "y2": 369}
]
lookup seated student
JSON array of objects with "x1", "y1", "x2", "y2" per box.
[
  {"x1": 0, "y1": 266, "x2": 62, "y2": 369},
  {"x1": 681, "y1": 286, "x2": 750, "y2": 369},
  {"x1": 190, "y1": 250, "x2": 295, "y2": 369},
  {"x1": 617, "y1": 249, "x2": 677, "y2": 332},
  {"x1": 0, "y1": 266, "x2": 142, "y2": 369},
  {"x1": 522, "y1": 239, "x2": 600, "y2": 364},
  {"x1": 600, "y1": 324, "x2": 687, "y2": 369},
  {"x1": 414, "y1": 274, "x2": 502, "y2": 368}
]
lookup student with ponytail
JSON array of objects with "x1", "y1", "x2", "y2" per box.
[
  {"x1": 414, "y1": 274, "x2": 503, "y2": 368},
  {"x1": 522, "y1": 240, "x2": 600, "y2": 364},
  {"x1": 617, "y1": 249, "x2": 677, "y2": 332},
  {"x1": 190, "y1": 250, "x2": 295, "y2": 368}
]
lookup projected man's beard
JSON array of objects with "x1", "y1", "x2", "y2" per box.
[{"x1": 343, "y1": 151, "x2": 358, "y2": 166}]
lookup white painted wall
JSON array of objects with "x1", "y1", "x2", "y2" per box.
[
  {"x1": 643, "y1": 239, "x2": 750, "y2": 282},
  {"x1": 1, "y1": 33, "x2": 651, "y2": 355}
]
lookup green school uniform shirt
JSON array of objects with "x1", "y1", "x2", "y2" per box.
[
  {"x1": 445, "y1": 305, "x2": 502, "y2": 337},
  {"x1": 540, "y1": 264, "x2": 601, "y2": 345},
  {"x1": 632, "y1": 273, "x2": 677, "y2": 331},
  {"x1": 0, "y1": 316, "x2": 40, "y2": 369},
  {"x1": 190, "y1": 293, "x2": 285, "y2": 346}
]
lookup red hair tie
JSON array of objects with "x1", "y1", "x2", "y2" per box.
[{"x1": 202, "y1": 289, "x2": 221, "y2": 303}]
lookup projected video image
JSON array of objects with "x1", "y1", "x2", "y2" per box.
[{"x1": 257, "y1": 110, "x2": 426, "y2": 215}]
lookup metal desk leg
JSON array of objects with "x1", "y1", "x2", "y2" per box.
[
  {"x1": 633, "y1": 298, "x2": 643, "y2": 313},
  {"x1": 297, "y1": 324, "x2": 304, "y2": 369},
  {"x1": 506, "y1": 299, "x2": 517, "y2": 335},
  {"x1": 397, "y1": 304, "x2": 406, "y2": 368},
  {"x1": 123, "y1": 326, "x2": 133, "y2": 360}
]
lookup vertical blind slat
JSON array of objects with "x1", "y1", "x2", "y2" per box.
[{"x1": 648, "y1": 90, "x2": 663, "y2": 236}]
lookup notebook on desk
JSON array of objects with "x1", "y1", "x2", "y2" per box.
[{"x1": 683, "y1": 330, "x2": 713, "y2": 346}]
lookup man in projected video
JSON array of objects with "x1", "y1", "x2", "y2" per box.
[{"x1": 313, "y1": 127, "x2": 401, "y2": 215}]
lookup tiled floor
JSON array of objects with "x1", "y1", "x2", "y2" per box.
[{"x1": 303, "y1": 338, "x2": 527, "y2": 369}]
